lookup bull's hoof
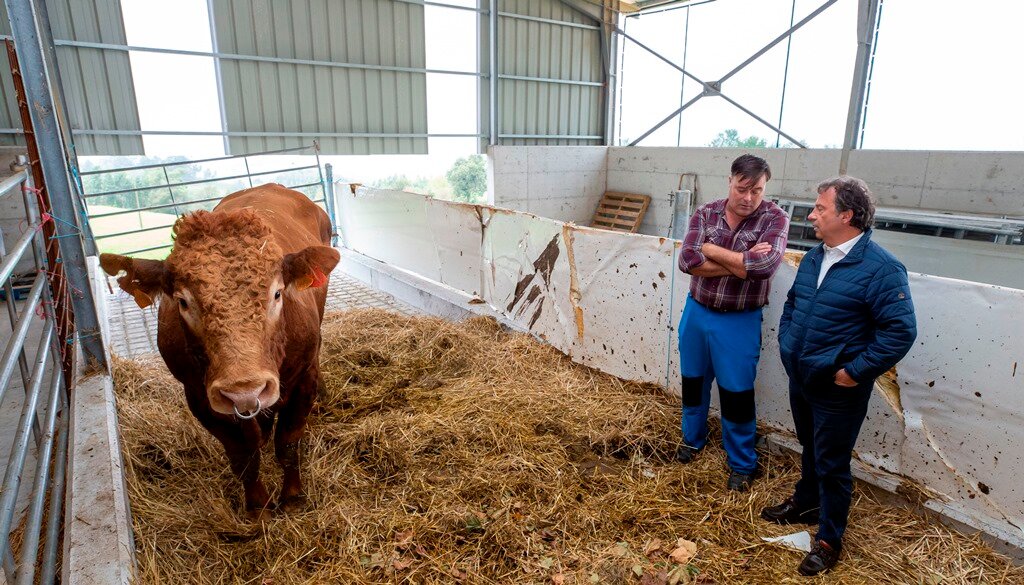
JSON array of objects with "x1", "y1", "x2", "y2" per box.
[
  {"x1": 245, "y1": 502, "x2": 275, "y2": 523},
  {"x1": 278, "y1": 494, "x2": 308, "y2": 514}
]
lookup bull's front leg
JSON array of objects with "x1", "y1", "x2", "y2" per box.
[
  {"x1": 186, "y1": 388, "x2": 273, "y2": 520},
  {"x1": 274, "y1": 372, "x2": 316, "y2": 512}
]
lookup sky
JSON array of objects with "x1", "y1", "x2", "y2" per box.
[{"x1": 91, "y1": 0, "x2": 1024, "y2": 180}]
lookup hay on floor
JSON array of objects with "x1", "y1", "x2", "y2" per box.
[{"x1": 114, "y1": 308, "x2": 1023, "y2": 584}]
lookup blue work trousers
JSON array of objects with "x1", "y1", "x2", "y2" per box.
[{"x1": 678, "y1": 295, "x2": 762, "y2": 475}]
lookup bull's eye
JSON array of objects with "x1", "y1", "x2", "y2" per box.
[
  {"x1": 177, "y1": 298, "x2": 189, "y2": 310},
  {"x1": 274, "y1": 290, "x2": 282, "y2": 300}
]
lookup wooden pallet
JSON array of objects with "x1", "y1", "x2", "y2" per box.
[{"x1": 591, "y1": 191, "x2": 650, "y2": 233}]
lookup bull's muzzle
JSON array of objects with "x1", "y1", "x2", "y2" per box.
[{"x1": 209, "y1": 372, "x2": 280, "y2": 418}]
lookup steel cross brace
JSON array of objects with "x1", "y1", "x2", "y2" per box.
[{"x1": 623, "y1": 0, "x2": 841, "y2": 147}]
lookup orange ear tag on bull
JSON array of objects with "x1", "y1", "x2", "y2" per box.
[
  {"x1": 309, "y1": 265, "x2": 328, "y2": 288},
  {"x1": 295, "y1": 265, "x2": 328, "y2": 291}
]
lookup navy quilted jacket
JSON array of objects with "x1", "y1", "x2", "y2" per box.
[{"x1": 779, "y1": 229, "x2": 917, "y2": 387}]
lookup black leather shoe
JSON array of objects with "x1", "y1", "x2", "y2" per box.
[
  {"x1": 726, "y1": 469, "x2": 760, "y2": 492},
  {"x1": 798, "y1": 539, "x2": 840, "y2": 576},
  {"x1": 760, "y1": 497, "x2": 819, "y2": 525},
  {"x1": 675, "y1": 445, "x2": 700, "y2": 464}
]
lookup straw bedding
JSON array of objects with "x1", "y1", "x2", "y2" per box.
[{"x1": 114, "y1": 308, "x2": 1023, "y2": 584}]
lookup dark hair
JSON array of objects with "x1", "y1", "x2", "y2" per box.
[
  {"x1": 817, "y1": 175, "x2": 875, "y2": 230},
  {"x1": 730, "y1": 154, "x2": 771, "y2": 183}
]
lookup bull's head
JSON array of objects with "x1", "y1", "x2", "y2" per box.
[{"x1": 100, "y1": 209, "x2": 339, "y2": 417}]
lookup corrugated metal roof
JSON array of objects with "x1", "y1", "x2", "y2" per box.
[
  {"x1": 211, "y1": 0, "x2": 428, "y2": 155},
  {"x1": 497, "y1": 0, "x2": 604, "y2": 146},
  {"x1": 0, "y1": 0, "x2": 144, "y2": 156}
]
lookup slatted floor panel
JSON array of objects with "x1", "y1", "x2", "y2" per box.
[{"x1": 104, "y1": 271, "x2": 419, "y2": 359}]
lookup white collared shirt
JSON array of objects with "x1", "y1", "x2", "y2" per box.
[{"x1": 817, "y1": 232, "x2": 864, "y2": 287}]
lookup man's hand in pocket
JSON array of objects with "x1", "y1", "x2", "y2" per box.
[{"x1": 834, "y1": 368, "x2": 857, "y2": 387}]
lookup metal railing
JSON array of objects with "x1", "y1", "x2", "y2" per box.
[
  {"x1": 776, "y1": 198, "x2": 1024, "y2": 250},
  {"x1": 0, "y1": 168, "x2": 68, "y2": 585},
  {"x1": 80, "y1": 142, "x2": 335, "y2": 258}
]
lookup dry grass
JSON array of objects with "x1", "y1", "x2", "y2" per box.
[{"x1": 114, "y1": 308, "x2": 1023, "y2": 584}]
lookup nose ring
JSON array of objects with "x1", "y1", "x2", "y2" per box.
[{"x1": 233, "y1": 399, "x2": 262, "y2": 419}]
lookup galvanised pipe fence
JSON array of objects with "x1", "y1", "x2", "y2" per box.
[
  {"x1": 79, "y1": 142, "x2": 336, "y2": 259},
  {"x1": 0, "y1": 167, "x2": 69, "y2": 585}
]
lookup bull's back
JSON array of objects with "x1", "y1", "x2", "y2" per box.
[{"x1": 215, "y1": 184, "x2": 331, "y2": 254}]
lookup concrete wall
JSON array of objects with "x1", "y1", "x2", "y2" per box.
[
  {"x1": 489, "y1": 146, "x2": 607, "y2": 226},
  {"x1": 489, "y1": 146, "x2": 1024, "y2": 288},
  {"x1": 605, "y1": 147, "x2": 1024, "y2": 235},
  {"x1": 63, "y1": 258, "x2": 136, "y2": 585},
  {"x1": 490, "y1": 145, "x2": 1024, "y2": 231}
]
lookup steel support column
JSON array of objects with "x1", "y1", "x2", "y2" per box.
[
  {"x1": 840, "y1": 0, "x2": 880, "y2": 174},
  {"x1": 602, "y1": 0, "x2": 619, "y2": 145},
  {"x1": 206, "y1": 0, "x2": 232, "y2": 156},
  {"x1": 324, "y1": 162, "x2": 339, "y2": 247},
  {"x1": 488, "y1": 0, "x2": 498, "y2": 147},
  {"x1": 5, "y1": 0, "x2": 108, "y2": 373}
]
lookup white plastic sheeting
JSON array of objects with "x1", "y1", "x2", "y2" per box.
[{"x1": 338, "y1": 187, "x2": 1024, "y2": 545}]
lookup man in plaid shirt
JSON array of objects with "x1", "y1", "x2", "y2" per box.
[{"x1": 675, "y1": 154, "x2": 789, "y2": 491}]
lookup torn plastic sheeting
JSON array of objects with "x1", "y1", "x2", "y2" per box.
[
  {"x1": 480, "y1": 212, "x2": 682, "y2": 387},
  {"x1": 550, "y1": 224, "x2": 677, "y2": 384},
  {"x1": 337, "y1": 188, "x2": 442, "y2": 283},
  {"x1": 336, "y1": 189, "x2": 1024, "y2": 543},
  {"x1": 894, "y1": 276, "x2": 1024, "y2": 535},
  {"x1": 480, "y1": 212, "x2": 567, "y2": 343},
  {"x1": 424, "y1": 198, "x2": 486, "y2": 296}
]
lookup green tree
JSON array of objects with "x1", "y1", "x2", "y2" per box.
[
  {"x1": 427, "y1": 175, "x2": 452, "y2": 200},
  {"x1": 79, "y1": 156, "x2": 239, "y2": 212},
  {"x1": 371, "y1": 174, "x2": 438, "y2": 194},
  {"x1": 371, "y1": 175, "x2": 413, "y2": 191},
  {"x1": 708, "y1": 129, "x2": 768, "y2": 148},
  {"x1": 445, "y1": 155, "x2": 487, "y2": 203}
]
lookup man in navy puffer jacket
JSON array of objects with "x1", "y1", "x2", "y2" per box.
[{"x1": 760, "y1": 176, "x2": 917, "y2": 577}]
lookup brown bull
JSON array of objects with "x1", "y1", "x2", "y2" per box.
[{"x1": 101, "y1": 184, "x2": 339, "y2": 519}]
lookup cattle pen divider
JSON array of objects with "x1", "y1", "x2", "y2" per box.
[
  {"x1": 79, "y1": 142, "x2": 336, "y2": 258},
  {"x1": 0, "y1": 168, "x2": 69, "y2": 585}
]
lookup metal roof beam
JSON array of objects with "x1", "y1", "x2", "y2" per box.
[
  {"x1": 618, "y1": 0, "x2": 845, "y2": 147},
  {"x1": 840, "y1": 0, "x2": 881, "y2": 174}
]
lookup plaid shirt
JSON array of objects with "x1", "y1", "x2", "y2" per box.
[{"x1": 678, "y1": 198, "x2": 789, "y2": 311}]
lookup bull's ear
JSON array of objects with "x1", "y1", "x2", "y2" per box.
[
  {"x1": 99, "y1": 253, "x2": 167, "y2": 309},
  {"x1": 282, "y1": 246, "x2": 340, "y2": 291}
]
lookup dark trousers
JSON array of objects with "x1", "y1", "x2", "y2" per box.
[{"x1": 789, "y1": 377, "x2": 873, "y2": 548}]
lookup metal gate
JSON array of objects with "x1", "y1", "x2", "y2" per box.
[
  {"x1": 79, "y1": 142, "x2": 336, "y2": 258},
  {"x1": 0, "y1": 167, "x2": 68, "y2": 585}
]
